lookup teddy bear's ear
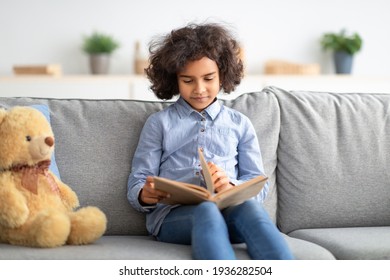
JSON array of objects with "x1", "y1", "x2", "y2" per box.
[{"x1": 0, "y1": 108, "x2": 7, "y2": 125}]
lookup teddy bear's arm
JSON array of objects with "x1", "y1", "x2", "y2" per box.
[
  {"x1": 0, "y1": 175, "x2": 29, "y2": 228},
  {"x1": 58, "y1": 181, "x2": 80, "y2": 210},
  {"x1": 52, "y1": 175, "x2": 80, "y2": 210}
]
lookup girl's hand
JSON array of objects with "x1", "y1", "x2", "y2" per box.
[
  {"x1": 139, "y1": 176, "x2": 170, "y2": 205},
  {"x1": 207, "y1": 162, "x2": 234, "y2": 193}
]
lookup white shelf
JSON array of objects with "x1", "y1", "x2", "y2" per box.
[{"x1": 1, "y1": 75, "x2": 390, "y2": 100}]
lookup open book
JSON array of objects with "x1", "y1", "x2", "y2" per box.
[{"x1": 153, "y1": 148, "x2": 268, "y2": 209}]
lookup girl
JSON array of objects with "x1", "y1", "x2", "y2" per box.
[{"x1": 127, "y1": 22, "x2": 294, "y2": 260}]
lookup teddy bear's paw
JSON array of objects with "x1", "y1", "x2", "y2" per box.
[
  {"x1": 29, "y1": 210, "x2": 71, "y2": 248},
  {"x1": 0, "y1": 188, "x2": 30, "y2": 228},
  {"x1": 67, "y1": 206, "x2": 107, "y2": 245},
  {"x1": 0, "y1": 199, "x2": 29, "y2": 228}
]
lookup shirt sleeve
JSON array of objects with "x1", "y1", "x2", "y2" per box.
[{"x1": 127, "y1": 114, "x2": 163, "y2": 212}]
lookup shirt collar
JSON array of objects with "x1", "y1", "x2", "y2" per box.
[{"x1": 175, "y1": 97, "x2": 222, "y2": 120}]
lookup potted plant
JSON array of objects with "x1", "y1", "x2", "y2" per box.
[
  {"x1": 320, "y1": 29, "x2": 362, "y2": 74},
  {"x1": 82, "y1": 31, "x2": 120, "y2": 74}
]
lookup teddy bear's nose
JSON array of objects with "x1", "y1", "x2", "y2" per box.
[{"x1": 45, "y1": 136, "x2": 54, "y2": 147}]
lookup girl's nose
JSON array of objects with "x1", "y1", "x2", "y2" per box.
[{"x1": 194, "y1": 82, "x2": 206, "y2": 94}]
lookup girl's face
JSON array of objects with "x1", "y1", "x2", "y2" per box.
[{"x1": 177, "y1": 57, "x2": 220, "y2": 112}]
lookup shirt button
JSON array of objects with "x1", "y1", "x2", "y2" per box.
[
  {"x1": 201, "y1": 128, "x2": 205, "y2": 132},
  {"x1": 195, "y1": 171, "x2": 200, "y2": 176},
  {"x1": 201, "y1": 118, "x2": 206, "y2": 121}
]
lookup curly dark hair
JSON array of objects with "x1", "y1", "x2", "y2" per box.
[{"x1": 145, "y1": 23, "x2": 244, "y2": 100}]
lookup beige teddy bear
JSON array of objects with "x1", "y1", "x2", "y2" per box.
[{"x1": 0, "y1": 106, "x2": 107, "y2": 248}]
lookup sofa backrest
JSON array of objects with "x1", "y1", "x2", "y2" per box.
[
  {"x1": 270, "y1": 86, "x2": 390, "y2": 233},
  {"x1": 0, "y1": 91, "x2": 280, "y2": 235}
]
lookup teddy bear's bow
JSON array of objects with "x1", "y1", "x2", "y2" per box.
[{"x1": 10, "y1": 160, "x2": 60, "y2": 195}]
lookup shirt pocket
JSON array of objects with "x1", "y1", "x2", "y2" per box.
[{"x1": 208, "y1": 126, "x2": 238, "y2": 157}]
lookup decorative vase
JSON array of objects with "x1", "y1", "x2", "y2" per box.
[
  {"x1": 333, "y1": 51, "x2": 353, "y2": 74},
  {"x1": 89, "y1": 54, "x2": 110, "y2": 75}
]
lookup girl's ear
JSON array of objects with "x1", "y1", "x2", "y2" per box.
[{"x1": 219, "y1": 73, "x2": 223, "y2": 87}]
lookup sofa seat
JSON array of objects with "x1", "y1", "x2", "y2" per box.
[
  {"x1": 289, "y1": 227, "x2": 390, "y2": 260},
  {"x1": 0, "y1": 235, "x2": 334, "y2": 260}
]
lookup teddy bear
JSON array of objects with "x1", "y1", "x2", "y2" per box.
[{"x1": 0, "y1": 106, "x2": 107, "y2": 248}]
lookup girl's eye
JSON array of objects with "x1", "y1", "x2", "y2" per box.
[
  {"x1": 26, "y1": 136, "x2": 32, "y2": 142},
  {"x1": 205, "y1": 76, "x2": 214, "y2": 81},
  {"x1": 183, "y1": 80, "x2": 192, "y2": 84}
]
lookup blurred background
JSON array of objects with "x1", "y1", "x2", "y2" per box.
[{"x1": 1, "y1": 0, "x2": 389, "y2": 76}]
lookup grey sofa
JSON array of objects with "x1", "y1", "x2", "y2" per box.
[{"x1": 1, "y1": 86, "x2": 389, "y2": 260}]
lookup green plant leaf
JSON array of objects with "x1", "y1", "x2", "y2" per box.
[
  {"x1": 320, "y1": 29, "x2": 362, "y2": 55},
  {"x1": 82, "y1": 31, "x2": 120, "y2": 54}
]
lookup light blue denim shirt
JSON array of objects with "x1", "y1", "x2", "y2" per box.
[{"x1": 127, "y1": 97, "x2": 269, "y2": 236}]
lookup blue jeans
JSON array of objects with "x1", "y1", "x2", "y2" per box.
[{"x1": 156, "y1": 199, "x2": 294, "y2": 260}]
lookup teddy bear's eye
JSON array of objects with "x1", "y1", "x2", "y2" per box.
[{"x1": 26, "y1": 136, "x2": 32, "y2": 142}]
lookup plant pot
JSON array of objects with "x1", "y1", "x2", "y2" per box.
[
  {"x1": 89, "y1": 54, "x2": 110, "y2": 75},
  {"x1": 333, "y1": 51, "x2": 353, "y2": 74}
]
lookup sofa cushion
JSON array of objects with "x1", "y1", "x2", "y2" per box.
[
  {"x1": 283, "y1": 234, "x2": 335, "y2": 260},
  {"x1": 289, "y1": 227, "x2": 390, "y2": 259},
  {"x1": 270, "y1": 86, "x2": 390, "y2": 233},
  {"x1": 0, "y1": 234, "x2": 334, "y2": 260}
]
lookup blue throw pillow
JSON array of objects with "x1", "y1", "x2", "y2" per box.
[{"x1": 31, "y1": 104, "x2": 61, "y2": 179}]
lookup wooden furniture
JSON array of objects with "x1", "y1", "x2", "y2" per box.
[
  {"x1": 264, "y1": 60, "x2": 320, "y2": 75},
  {"x1": 13, "y1": 64, "x2": 62, "y2": 76}
]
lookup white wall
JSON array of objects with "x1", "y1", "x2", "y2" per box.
[{"x1": 1, "y1": 0, "x2": 389, "y2": 76}]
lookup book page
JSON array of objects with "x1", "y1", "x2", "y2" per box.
[
  {"x1": 212, "y1": 175, "x2": 268, "y2": 210},
  {"x1": 198, "y1": 148, "x2": 214, "y2": 194}
]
